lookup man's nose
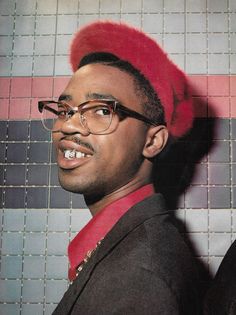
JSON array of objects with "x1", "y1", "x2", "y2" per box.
[{"x1": 59, "y1": 113, "x2": 89, "y2": 136}]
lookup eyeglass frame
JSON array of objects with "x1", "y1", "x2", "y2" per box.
[{"x1": 38, "y1": 99, "x2": 161, "y2": 134}]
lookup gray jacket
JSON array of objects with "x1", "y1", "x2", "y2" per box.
[{"x1": 53, "y1": 193, "x2": 201, "y2": 314}]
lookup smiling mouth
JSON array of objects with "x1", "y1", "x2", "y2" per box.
[{"x1": 64, "y1": 149, "x2": 92, "y2": 160}]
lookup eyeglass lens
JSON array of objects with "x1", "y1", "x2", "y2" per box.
[{"x1": 41, "y1": 101, "x2": 114, "y2": 134}]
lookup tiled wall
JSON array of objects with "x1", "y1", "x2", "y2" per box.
[{"x1": 0, "y1": 0, "x2": 236, "y2": 314}]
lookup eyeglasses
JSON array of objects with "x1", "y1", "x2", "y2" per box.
[{"x1": 38, "y1": 99, "x2": 158, "y2": 134}]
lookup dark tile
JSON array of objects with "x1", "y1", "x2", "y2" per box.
[
  {"x1": 4, "y1": 187, "x2": 25, "y2": 208},
  {"x1": 72, "y1": 193, "x2": 87, "y2": 209},
  {"x1": 28, "y1": 142, "x2": 50, "y2": 163},
  {"x1": 0, "y1": 143, "x2": 6, "y2": 162},
  {"x1": 210, "y1": 118, "x2": 230, "y2": 140},
  {"x1": 50, "y1": 187, "x2": 71, "y2": 208},
  {"x1": 5, "y1": 165, "x2": 26, "y2": 185},
  {"x1": 208, "y1": 141, "x2": 230, "y2": 162},
  {"x1": 26, "y1": 187, "x2": 48, "y2": 208},
  {"x1": 232, "y1": 141, "x2": 236, "y2": 162},
  {"x1": 50, "y1": 164, "x2": 60, "y2": 186},
  {"x1": 0, "y1": 188, "x2": 3, "y2": 208},
  {"x1": 209, "y1": 187, "x2": 231, "y2": 208},
  {"x1": 232, "y1": 119, "x2": 236, "y2": 140},
  {"x1": 232, "y1": 164, "x2": 236, "y2": 185},
  {"x1": 0, "y1": 121, "x2": 7, "y2": 140},
  {"x1": 51, "y1": 145, "x2": 57, "y2": 163},
  {"x1": 0, "y1": 165, "x2": 4, "y2": 185},
  {"x1": 185, "y1": 186, "x2": 208, "y2": 209},
  {"x1": 8, "y1": 121, "x2": 29, "y2": 141},
  {"x1": 6, "y1": 143, "x2": 27, "y2": 163},
  {"x1": 233, "y1": 187, "x2": 236, "y2": 208},
  {"x1": 209, "y1": 163, "x2": 230, "y2": 185},
  {"x1": 30, "y1": 120, "x2": 51, "y2": 141},
  {"x1": 27, "y1": 164, "x2": 49, "y2": 185}
]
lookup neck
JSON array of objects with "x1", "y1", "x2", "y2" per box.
[{"x1": 85, "y1": 178, "x2": 152, "y2": 216}]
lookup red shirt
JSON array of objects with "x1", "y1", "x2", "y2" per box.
[{"x1": 68, "y1": 184, "x2": 155, "y2": 281}]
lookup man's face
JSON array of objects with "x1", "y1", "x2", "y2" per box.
[{"x1": 53, "y1": 63, "x2": 150, "y2": 199}]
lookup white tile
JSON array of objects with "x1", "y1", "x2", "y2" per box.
[
  {"x1": 12, "y1": 56, "x2": 33, "y2": 76},
  {"x1": 142, "y1": 14, "x2": 163, "y2": 34},
  {"x1": 185, "y1": 209, "x2": 208, "y2": 232},
  {"x1": 207, "y1": 0, "x2": 228, "y2": 12},
  {"x1": 79, "y1": 0, "x2": 100, "y2": 13},
  {"x1": 186, "y1": 0, "x2": 206, "y2": 12},
  {"x1": 209, "y1": 209, "x2": 232, "y2": 232},
  {"x1": 143, "y1": 0, "x2": 163, "y2": 12},
  {"x1": 208, "y1": 34, "x2": 229, "y2": 54},
  {"x1": 188, "y1": 232, "x2": 209, "y2": 256},
  {"x1": 186, "y1": 54, "x2": 207, "y2": 74},
  {"x1": 186, "y1": 34, "x2": 207, "y2": 53},
  {"x1": 35, "y1": 36, "x2": 55, "y2": 55},
  {"x1": 164, "y1": 13, "x2": 185, "y2": 33},
  {"x1": 55, "y1": 55, "x2": 72, "y2": 76},
  {"x1": 209, "y1": 256, "x2": 224, "y2": 276},
  {"x1": 121, "y1": 0, "x2": 142, "y2": 13},
  {"x1": 13, "y1": 36, "x2": 34, "y2": 56},
  {"x1": 164, "y1": 0, "x2": 185, "y2": 12},
  {"x1": 57, "y1": 15, "x2": 77, "y2": 34},
  {"x1": 37, "y1": 0, "x2": 57, "y2": 14},
  {"x1": 208, "y1": 54, "x2": 229, "y2": 74},
  {"x1": 186, "y1": 13, "x2": 207, "y2": 33},
  {"x1": 120, "y1": 14, "x2": 141, "y2": 28},
  {"x1": 164, "y1": 34, "x2": 185, "y2": 53},
  {"x1": 100, "y1": 0, "x2": 121, "y2": 13},
  {"x1": 209, "y1": 233, "x2": 231, "y2": 255}
]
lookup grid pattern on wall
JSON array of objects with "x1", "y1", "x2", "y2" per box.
[{"x1": 0, "y1": 0, "x2": 236, "y2": 314}]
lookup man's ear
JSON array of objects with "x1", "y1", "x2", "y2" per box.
[{"x1": 142, "y1": 125, "x2": 169, "y2": 158}]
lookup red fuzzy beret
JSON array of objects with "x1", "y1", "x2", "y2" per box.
[{"x1": 70, "y1": 21, "x2": 193, "y2": 137}]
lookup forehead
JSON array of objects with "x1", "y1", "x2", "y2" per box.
[{"x1": 63, "y1": 63, "x2": 142, "y2": 111}]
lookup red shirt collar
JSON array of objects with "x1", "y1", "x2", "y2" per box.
[{"x1": 68, "y1": 184, "x2": 155, "y2": 281}]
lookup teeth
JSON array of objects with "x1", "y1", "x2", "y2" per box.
[
  {"x1": 64, "y1": 149, "x2": 91, "y2": 160},
  {"x1": 64, "y1": 149, "x2": 76, "y2": 160}
]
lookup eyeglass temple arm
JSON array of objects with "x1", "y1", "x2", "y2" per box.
[
  {"x1": 116, "y1": 103, "x2": 158, "y2": 126},
  {"x1": 38, "y1": 101, "x2": 60, "y2": 115}
]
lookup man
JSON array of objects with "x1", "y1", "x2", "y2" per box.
[
  {"x1": 204, "y1": 240, "x2": 236, "y2": 314},
  {"x1": 39, "y1": 21, "x2": 201, "y2": 314}
]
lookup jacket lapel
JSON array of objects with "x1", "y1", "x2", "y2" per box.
[{"x1": 53, "y1": 193, "x2": 168, "y2": 314}]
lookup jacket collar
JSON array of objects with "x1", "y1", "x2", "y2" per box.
[{"x1": 53, "y1": 193, "x2": 168, "y2": 315}]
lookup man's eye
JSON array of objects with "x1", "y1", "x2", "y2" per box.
[
  {"x1": 57, "y1": 108, "x2": 67, "y2": 118},
  {"x1": 95, "y1": 107, "x2": 111, "y2": 116}
]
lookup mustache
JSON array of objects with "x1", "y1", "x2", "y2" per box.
[{"x1": 61, "y1": 135, "x2": 95, "y2": 153}]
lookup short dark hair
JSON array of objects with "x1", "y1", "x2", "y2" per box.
[{"x1": 78, "y1": 52, "x2": 166, "y2": 126}]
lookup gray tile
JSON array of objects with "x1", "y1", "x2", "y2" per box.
[
  {"x1": 0, "y1": 16, "x2": 14, "y2": 36},
  {"x1": 21, "y1": 304, "x2": 44, "y2": 315},
  {"x1": 15, "y1": 0, "x2": 37, "y2": 14},
  {"x1": 46, "y1": 256, "x2": 68, "y2": 279},
  {"x1": 209, "y1": 187, "x2": 231, "y2": 208},
  {"x1": 47, "y1": 232, "x2": 69, "y2": 255},
  {"x1": 23, "y1": 256, "x2": 45, "y2": 279},
  {"x1": 25, "y1": 209, "x2": 47, "y2": 232},
  {"x1": 22, "y1": 280, "x2": 44, "y2": 303},
  {"x1": 3, "y1": 209, "x2": 25, "y2": 231},
  {"x1": 1, "y1": 256, "x2": 23, "y2": 279},
  {"x1": 0, "y1": 279, "x2": 21, "y2": 302},
  {"x1": 24, "y1": 233, "x2": 46, "y2": 255},
  {"x1": 45, "y1": 279, "x2": 68, "y2": 303},
  {"x1": 2, "y1": 232, "x2": 24, "y2": 255},
  {"x1": 48, "y1": 209, "x2": 70, "y2": 231}
]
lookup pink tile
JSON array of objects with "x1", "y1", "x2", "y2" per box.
[
  {"x1": 230, "y1": 76, "x2": 236, "y2": 96},
  {"x1": 231, "y1": 97, "x2": 236, "y2": 118},
  {"x1": 11, "y1": 77, "x2": 32, "y2": 97},
  {"x1": 192, "y1": 96, "x2": 207, "y2": 117},
  {"x1": 53, "y1": 77, "x2": 70, "y2": 98},
  {"x1": 208, "y1": 76, "x2": 230, "y2": 97},
  {"x1": 9, "y1": 98, "x2": 31, "y2": 119},
  {"x1": 189, "y1": 75, "x2": 207, "y2": 96},
  {"x1": 30, "y1": 98, "x2": 43, "y2": 120},
  {"x1": 208, "y1": 96, "x2": 230, "y2": 118},
  {"x1": 32, "y1": 77, "x2": 53, "y2": 97},
  {"x1": 0, "y1": 99, "x2": 9, "y2": 119},
  {"x1": 0, "y1": 78, "x2": 10, "y2": 97}
]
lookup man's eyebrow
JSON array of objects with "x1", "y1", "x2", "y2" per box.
[
  {"x1": 86, "y1": 92, "x2": 120, "y2": 102},
  {"x1": 58, "y1": 94, "x2": 72, "y2": 102}
]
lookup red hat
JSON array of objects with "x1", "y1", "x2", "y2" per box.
[{"x1": 70, "y1": 21, "x2": 193, "y2": 137}]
